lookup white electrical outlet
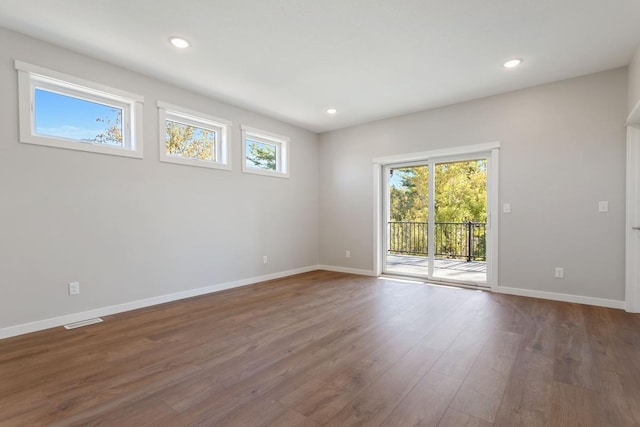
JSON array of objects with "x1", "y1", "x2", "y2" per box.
[
  {"x1": 69, "y1": 281, "x2": 80, "y2": 295},
  {"x1": 263, "y1": 256, "x2": 268, "y2": 264},
  {"x1": 554, "y1": 267, "x2": 564, "y2": 279},
  {"x1": 345, "y1": 250, "x2": 351, "y2": 258},
  {"x1": 503, "y1": 203, "x2": 511, "y2": 214}
]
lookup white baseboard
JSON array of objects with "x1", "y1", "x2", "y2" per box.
[
  {"x1": 497, "y1": 286, "x2": 626, "y2": 309},
  {"x1": 2, "y1": 267, "x2": 626, "y2": 340},
  {"x1": 318, "y1": 267, "x2": 625, "y2": 309},
  {"x1": 316, "y1": 265, "x2": 377, "y2": 276},
  {"x1": 0, "y1": 265, "x2": 319, "y2": 340}
]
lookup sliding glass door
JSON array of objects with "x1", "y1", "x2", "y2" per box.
[{"x1": 383, "y1": 157, "x2": 488, "y2": 286}]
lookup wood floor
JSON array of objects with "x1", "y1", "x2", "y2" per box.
[{"x1": 1, "y1": 271, "x2": 640, "y2": 426}]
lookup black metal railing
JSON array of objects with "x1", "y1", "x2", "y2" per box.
[{"x1": 388, "y1": 221, "x2": 486, "y2": 261}]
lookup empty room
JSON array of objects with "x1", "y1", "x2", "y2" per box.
[{"x1": 2, "y1": 1, "x2": 640, "y2": 426}]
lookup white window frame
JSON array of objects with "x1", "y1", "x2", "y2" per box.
[
  {"x1": 15, "y1": 60, "x2": 144, "y2": 159},
  {"x1": 241, "y1": 125, "x2": 290, "y2": 178},
  {"x1": 157, "y1": 102, "x2": 232, "y2": 170}
]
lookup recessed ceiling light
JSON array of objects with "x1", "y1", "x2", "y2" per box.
[
  {"x1": 503, "y1": 58, "x2": 523, "y2": 69},
  {"x1": 326, "y1": 108, "x2": 337, "y2": 115},
  {"x1": 169, "y1": 37, "x2": 190, "y2": 49}
]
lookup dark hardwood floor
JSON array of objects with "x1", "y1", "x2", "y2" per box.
[{"x1": 1, "y1": 270, "x2": 640, "y2": 426}]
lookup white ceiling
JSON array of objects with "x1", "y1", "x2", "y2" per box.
[{"x1": 1, "y1": 1, "x2": 640, "y2": 133}]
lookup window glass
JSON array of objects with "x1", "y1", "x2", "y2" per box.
[
  {"x1": 34, "y1": 88, "x2": 124, "y2": 146},
  {"x1": 245, "y1": 138, "x2": 277, "y2": 171},
  {"x1": 241, "y1": 125, "x2": 289, "y2": 178},
  {"x1": 16, "y1": 60, "x2": 143, "y2": 159},
  {"x1": 157, "y1": 101, "x2": 231, "y2": 170},
  {"x1": 166, "y1": 119, "x2": 216, "y2": 161}
]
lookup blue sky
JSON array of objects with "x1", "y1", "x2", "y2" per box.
[
  {"x1": 35, "y1": 89, "x2": 121, "y2": 141},
  {"x1": 389, "y1": 171, "x2": 402, "y2": 188},
  {"x1": 390, "y1": 169, "x2": 411, "y2": 188}
]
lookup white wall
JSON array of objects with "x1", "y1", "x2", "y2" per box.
[
  {"x1": 319, "y1": 68, "x2": 627, "y2": 302},
  {"x1": 0, "y1": 27, "x2": 319, "y2": 330},
  {"x1": 629, "y1": 43, "x2": 640, "y2": 115},
  {"x1": 0, "y1": 26, "x2": 632, "y2": 334}
]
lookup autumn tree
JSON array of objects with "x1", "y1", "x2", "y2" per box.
[
  {"x1": 166, "y1": 120, "x2": 216, "y2": 161},
  {"x1": 434, "y1": 160, "x2": 487, "y2": 223},
  {"x1": 92, "y1": 109, "x2": 123, "y2": 146},
  {"x1": 389, "y1": 160, "x2": 487, "y2": 259},
  {"x1": 390, "y1": 160, "x2": 486, "y2": 223}
]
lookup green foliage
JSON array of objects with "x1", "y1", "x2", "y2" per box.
[
  {"x1": 434, "y1": 160, "x2": 487, "y2": 223},
  {"x1": 389, "y1": 185, "x2": 413, "y2": 221},
  {"x1": 165, "y1": 120, "x2": 216, "y2": 161},
  {"x1": 246, "y1": 140, "x2": 276, "y2": 170},
  {"x1": 389, "y1": 160, "x2": 487, "y2": 260},
  {"x1": 390, "y1": 160, "x2": 487, "y2": 223}
]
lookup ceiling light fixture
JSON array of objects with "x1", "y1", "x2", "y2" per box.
[
  {"x1": 169, "y1": 37, "x2": 190, "y2": 49},
  {"x1": 326, "y1": 108, "x2": 337, "y2": 115},
  {"x1": 503, "y1": 58, "x2": 523, "y2": 69}
]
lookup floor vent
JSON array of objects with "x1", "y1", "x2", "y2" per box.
[{"x1": 63, "y1": 318, "x2": 103, "y2": 330}]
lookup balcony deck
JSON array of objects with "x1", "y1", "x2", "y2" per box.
[{"x1": 386, "y1": 254, "x2": 487, "y2": 284}]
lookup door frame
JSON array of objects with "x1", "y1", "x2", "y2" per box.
[
  {"x1": 626, "y1": 101, "x2": 640, "y2": 313},
  {"x1": 373, "y1": 142, "x2": 500, "y2": 291}
]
